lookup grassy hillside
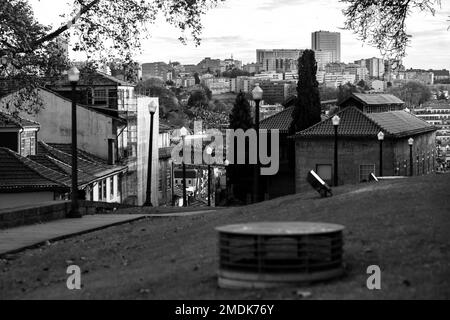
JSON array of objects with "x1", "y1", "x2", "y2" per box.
[{"x1": 0, "y1": 174, "x2": 449, "y2": 299}]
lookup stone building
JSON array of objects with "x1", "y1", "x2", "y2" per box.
[{"x1": 292, "y1": 107, "x2": 437, "y2": 192}]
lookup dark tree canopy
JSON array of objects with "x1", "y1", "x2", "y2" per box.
[
  {"x1": 342, "y1": 0, "x2": 443, "y2": 60},
  {"x1": 291, "y1": 50, "x2": 322, "y2": 133},
  {"x1": 0, "y1": 0, "x2": 223, "y2": 108},
  {"x1": 229, "y1": 91, "x2": 253, "y2": 130},
  {"x1": 388, "y1": 81, "x2": 432, "y2": 107},
  {"x1": 337, "y1": 82, "x2": 364, "y2": 104}
]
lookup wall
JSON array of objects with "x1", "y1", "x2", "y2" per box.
[
  {"x1": 0, "y1": 89, "x2": 116, "y2": 160},
  {"x1": 392, "y1": 132, "x2": 436, "y2": 176},
  {"x1": 0, "y1": 192, "x2": 55, "y2": 210},
  {"x1": 0, "y1": 201, "x2": 136, "y2": 229},
  {"x1": 294, "y1": 134, "x2": 435, "y2": 193}
]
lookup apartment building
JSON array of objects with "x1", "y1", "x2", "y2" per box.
[
  {"x1": 311, "y1": 31, "x2": 341, "y2": 62},
  {"x1": 256, "y1": 49, "x2": 303, "y2": 73}
]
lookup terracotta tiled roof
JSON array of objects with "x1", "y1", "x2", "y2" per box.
[
  {"x1": 260, "y1": 107, "x2": 294, "y2": 133},
  {"x1": 0, "y1": 148, "x2": 70, "y2": 192},
  {"x1": 348, "y1": 93, "x2": 405, "y2": 106},
  {"x1": 46, "y1": 143, "x2": 108, "y2": 164},
  {"x1": 367, "y1": 111, "x2": 435, "y2": 136},
  {"x1": 293, "y1": 107, "x2": 436, "y2": 139},
  {"x1": 0, "y1": 111, "x2": 40, "y2": 129},
  {"x1": 33, "y1": 142, "x2": 127, "y2": 186}
]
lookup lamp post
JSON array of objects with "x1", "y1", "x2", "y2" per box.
[
  {"x1": 67, "y1": 66, "x2": 81, "y2": 218},
  {"x1": 206, "y1": 147, "x2": 213, "y2": 207},
  {"x1": 408, "y1": 138, "x2": 414, "y2": 176},
  {"x1": 224, "y1": 159, "x2": 230, "y2": 202},
  {"x1": 252, "y1": 84, "x2": 263, "y2": 203},
  {"x1": 144, "y1": 101, "x2": 158, "y2": 207},
  {"x1": 180, "y1": 127, "x2": 188, "y2": 207},
  {"x1": 377, "y1": 131, "x2": 385, "y2": 177},
  {"x1": 332, "y1": 115, "x2": 340, "y2": 187}
]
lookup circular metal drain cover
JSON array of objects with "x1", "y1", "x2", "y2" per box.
[{"x1": 216, "y1": 222, "x2": 345, "y2": 289}]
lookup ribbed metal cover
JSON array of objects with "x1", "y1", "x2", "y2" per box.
[{"x1": 217, "y1": 222, "x2": 345, "y2": 289}]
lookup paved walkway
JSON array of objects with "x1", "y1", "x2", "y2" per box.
[
  {"x1": 0, "y1": 214, "x2": 147, "y2": 256},
  {"x1": 149, "y1": 210, "x2": 216, "y2": 217}
]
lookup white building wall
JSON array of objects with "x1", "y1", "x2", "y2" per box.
[{"x1": 136, "y1": 97, "x2": 159, "y2": 206}]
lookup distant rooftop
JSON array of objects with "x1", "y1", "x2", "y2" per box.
[
  {"x1": 293, "y1": 107, "x2": 436, "y2": 139},
  {"x1": 260, "y1": 107, "x2": 294, "y2": 133},
  {"x1": 349, "y1": 93, "x2": 405, "y2": 106}
]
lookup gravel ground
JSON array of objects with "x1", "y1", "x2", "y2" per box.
[{"x1": 0, "y1": 174, "x2": 449, "y2": 300}]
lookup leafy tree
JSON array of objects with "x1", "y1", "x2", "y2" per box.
[
  {"x1": 109, "y1": 60, "x2": 141, "y2": 83},
  {"x1": 337, "y1": 82, "x2": 363, "y2": 104},
  {"x1": 319, "y1": 86, "x2": 339, "y2": 101},
  {"x1": 222, "y1": 69, "x2": 250, "y2": 78},
  {"x1": 342, "y1": 0, "x2": 445, "y2": 60},
  {"x1": 187, "y1": 88, "x2": 209, "y2": 109},
  {"x1": 194, "y1": 73, "x2": 201, "y2": 85},
  {"x1": 228, "y1": 91, "x2": 254, "y2": 204},
  {"x1": 229, "y1": 92, "x2": 253, "y2": 131},
  {"x1": 291, "y1": 50, "x2": 322, "y2": 133},
  {"x1": 357, "y1": 79, "x2": 370, "y2": 90},
  {"x1": 388, "y1": 81, "x2": 432, "y2": 107},
  {"x1": 135, "y1": 79, "x2": 181, "y2": 120},
  {"x1": 0, "y1": 0, "x2": 223, "y2": 108}
]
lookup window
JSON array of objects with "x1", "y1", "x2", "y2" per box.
[
  {"x1": 110, "y1": 177, "x2": 114, "y2": 199},
  {"x1": 98, "y1": 181, "x2": 103, "y2": 201},
  {"x1": 359, "y1": 164, "x2": 376, "y2": 182},
  {"x1": 316, "y1": 164, "x2": 332, "y2": 185},
  {"x1": 93, "y1": 89, "x2": 107, "y2": 105},
  {"x1": 103, "y1": 180, "x2": 107, "y2": 200},
  {"x1": 89, "y1": 184, "x2": 94, "y2": 201}
]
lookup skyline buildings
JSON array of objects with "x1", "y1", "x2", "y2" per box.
[
  {"x1": 256, "y1": 49, "x2": 304, "y2": 73},
  {"x1": 312, "y1": 31, "x2": 341, "y2": 63},
  {"x1": 29, "y1": 0, "x2": 450, "y2": 70}
]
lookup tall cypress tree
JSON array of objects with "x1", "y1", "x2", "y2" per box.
[
  {"x1": 228, "y1": 91, "x2": 254, "y2": 204},
  {"x1": 229, "y1": 91, "x2": 254, "y2": 130},
  {"x1": 291, "y1": 50, "x2": 322, "y2": 133}
]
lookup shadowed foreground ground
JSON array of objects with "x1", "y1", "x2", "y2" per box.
[{"x1": 0, "y1": 174, "x2": 449, "y2": 299}]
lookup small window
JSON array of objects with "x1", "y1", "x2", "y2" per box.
[
  {"x1": 103, "y1": 180, "x2": 107, "y2": 200},
  {"x1": 98, "y1": 182, "x2": 103, "y2": 201},
  {"x1": 110, "y1": 178, "x2": 114, "y2": 199},
  {"x1": 93, "y1": 89, "x2": 107, "y2": 105},
  {"x1": 316, "y1": 164, "x2": 332, "y2": 184},
  {"x1": 360, "y1": 164, "x2": 375, "y2": 182}
]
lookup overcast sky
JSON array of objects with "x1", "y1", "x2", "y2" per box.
[{"x1": 30, "y1": 0, "x2": 450, "y2": 69}]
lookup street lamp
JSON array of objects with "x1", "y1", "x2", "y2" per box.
[
  {"x1": 224, "y1": 159, "x2": 230, "y2": 202},
  {"x1": 252, "y1": 84, "x2": 263, "y2": 203},
  {"x1": 332, "y1": 115, "x2": 341, "y2": 186},
  {"x1": 144, "y1": 100, "x2": 158, "y2": 207},
  {"x1": 377, "y1": 131, "x2": 385, "y2": 177},
  {"x1": 67, "y1": 66, "x2": 81, "y2": 218},
  {"x1": 408, "y1": 138, "x2": 414, "y2": 176},
  {"x1": 180, "y1": 127, "x2": 188, "y2": 207},
  {"x1": 206, "y1": 146, "x2": 213, "y2": 207}
]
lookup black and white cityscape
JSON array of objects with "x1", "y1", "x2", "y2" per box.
[{"x1": 0, "y1": 0, "x2": 449, "y2": 305}]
